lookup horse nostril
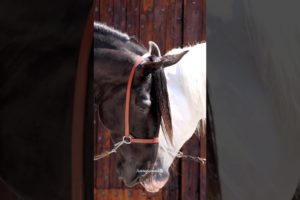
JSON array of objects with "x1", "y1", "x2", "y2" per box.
[
  {"x1": 117, "y1": 161, "x2": 123, "y2": 169},
  {"x1": 117, "y1": 162, "x2": 123, "y2": 176}
]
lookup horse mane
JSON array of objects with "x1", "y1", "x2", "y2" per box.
[
  {"x1": 94, "y1": 22, "x2": 146, "y2": 55},
  {"x1": 94, "y1": 22, "x2": 130, "y2": 41},
  {"x1": 166, "y1": 43, "x2": 206, "y2": 116},
  {"x1": 152, "y1": 69, "x2": 173, "y2": 141}
]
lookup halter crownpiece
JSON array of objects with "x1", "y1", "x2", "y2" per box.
[{"x1": 124, "y1": 55, "x2": 159, "y2": 144}]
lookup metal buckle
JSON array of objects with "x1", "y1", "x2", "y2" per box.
[{"x1": 123, "y1": 136, "x2": 132, "y2": 144}]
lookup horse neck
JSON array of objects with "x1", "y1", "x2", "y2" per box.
[
  {"x1": 94, "y1": 30, "x2": 147, "y2": 55},
  {"x1": 160, "y1": 43, "x2": 206, "y2": 152},
  {"x1": 166, "y1": 43, "x2": 206, "y2": 118}
]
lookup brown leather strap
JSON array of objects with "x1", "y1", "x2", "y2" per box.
[
  {"x1": 124, "y1": 56, "x2": 159, "y2": 144},
  {"x1": 71, "y1": 1, "x2": 94, "y2": 200},
  {"x1": 128, "y1": 136, "x2": 159, "y2": 144}
]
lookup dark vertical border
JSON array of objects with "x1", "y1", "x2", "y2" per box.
[
  {"x1": 83, "y1": 53, "x2": 94, "y2": 200},
  {"x1": 71, "y1": 1, "x2": 94, "y2": 200}
]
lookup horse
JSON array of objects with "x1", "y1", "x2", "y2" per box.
[
  {"x1": 93, "y1": 22, "x2": 188, "y2": 187},
  {"x1": 138, "y1": 43, "x2": 207, "y2": 193}
]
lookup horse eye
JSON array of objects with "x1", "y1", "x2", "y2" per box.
[{"x1": 135, "y1": 97, "x2": 151, "y2": 111}]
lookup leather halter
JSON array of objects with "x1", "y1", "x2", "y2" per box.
[{"x1": 123, "y1": 56, "x2": 159, "y2": 144}]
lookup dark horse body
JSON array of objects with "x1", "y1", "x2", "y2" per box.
[
  {"x1": 0, "y1": 1, "x2": 93, "y2": 199},
  {"x1": 93, "y1": 22, "x2": 187, "y2": 186}
]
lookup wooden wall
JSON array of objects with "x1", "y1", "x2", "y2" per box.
[{"x1": 94, "y1": 0, "x2": 206, "y2": 199}]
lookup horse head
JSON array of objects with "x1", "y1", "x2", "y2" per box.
[{"x1": 94, "y1": 24, "x2": 187, "y2": 186}]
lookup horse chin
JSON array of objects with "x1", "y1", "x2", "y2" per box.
[
  {"x1": 122, "y1": 177, "x2": 140, "y2": 188},
  {"x1": 124, "y1": 180, "x2": 139, "y2": 188},
  {"x1": 118, "y1": 173, "x2": 140, "y2": 188},
  {"x1": 140, "y1": 173, "x2": 169, "y2": 193}
]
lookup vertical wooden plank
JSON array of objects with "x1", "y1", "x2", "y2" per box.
[
  {"x1": 200, "y1": 124, "x2": 207, "y2": 200},
  {"x1": 200, "y1": 0, "x2": 206, "y2": 41},
  {"x1": 139, "y1": 0, "x2": 154, "y2": 47},
  {"x1": 183, "y1": 0, "x2": 204, "y2": 44},
  {"x1": 93, "y1": 107, "x2": 98, "y2": 191},
  {"x1": 99, "y1": 0, "x2": 114, "y2": 26},
  {"x1": 162, "y1": 159, "x2": 180, "y2": 200},
  {"x1": 113, "y1": 0, "x2": 127, "y2": 32},
  {"x1": 162, "y1": 1, "x2": 183, "y2": 198},
  {"x1": 95, "y1": 120, "x2": 111, "y2": 189},
  {"x1": 152, "y1": 0, "x2": 168, "y2": 54},
  {"x1": 181, "y1": 135, "x2": 200, "y2": 200},
  {"x1": 94, "y1": 0, "x2": 100, "y2": 22},
  {"x1": 108, "y1": 148, "x2": 124, "y2": 188},
  {"x1": 165, "y1": 0, "x2": 183, "y2": 51},
  {"x1": 126, "y1": 0, "x2": 140, "y2": 37},
  {"x1": 199, "y1": 1, "x2": 206, "y2": 199},
  {"x1": 98, "y1": 0, "x2": 127, "y2": 190},
  {"x1": 108, "y1": 1, "x2": 128, "y2": 190},
  {"x1": 181, "y1": 0, "x2": 206, "y2": 199}
]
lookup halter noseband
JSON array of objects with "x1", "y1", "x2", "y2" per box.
[{"x1": 123, "y1": 56, "x2": 159, "y2": 144}]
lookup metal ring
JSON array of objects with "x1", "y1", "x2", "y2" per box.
[{"x1": 123, "y1": 136, "x2": 132, "y2": 144}]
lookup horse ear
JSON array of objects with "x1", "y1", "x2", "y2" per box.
[
  {"x1": 148, "y1": 41, "x2": 161, "y2": 57},
  {"x1": 161, "y1": 50, "x2": 188, "y2": 68},
  {"x1": 139, "y1": 44, "x2": 187, "y2": 76},
  {"x1": 139, "y1": 57, "x2": 163, "y2": 76},
  {"x1": 138, "y1": 50, "x2": 188, "y2": 76}
]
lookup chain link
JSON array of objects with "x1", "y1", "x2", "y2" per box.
[
  {"x1": 176, "y1": 151, "x2": 206, "y2": 165},
  {"x1": 94, "y1": 140, "x2": 125, "y2": 161},
  {"x1": 94, "y1": 142, "x2": 207, "y2": 165}
]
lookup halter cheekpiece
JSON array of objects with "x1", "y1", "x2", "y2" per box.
[{"x1": 123, "y1": 56, "x2": 159, "y2": 144}]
